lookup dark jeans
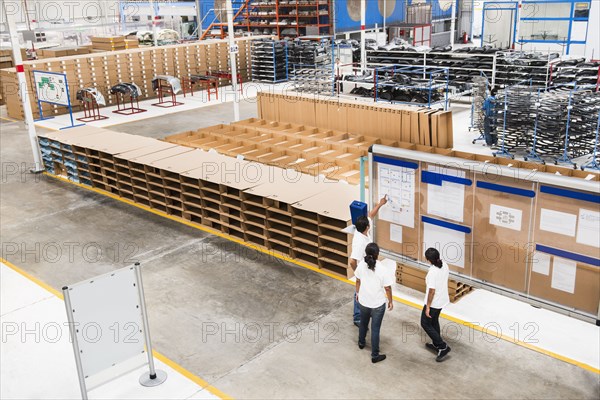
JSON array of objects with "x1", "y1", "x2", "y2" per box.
[
  {"x1": 358, "y1": 303, "x2": 386, "y2": 358},
  {"x1": 483, "y1": 117, "x2": 497, "y2": 146},
  {"x1": 420, "y1": 305, "x2": 446, "y2": 350},
  {"x1": 353, "y1": 296, "x2": 360, "y2": 324}
]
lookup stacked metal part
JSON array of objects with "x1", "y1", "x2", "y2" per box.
[
  {"x1": 251, "y1": 39, "x2": 288, "y2": 83},
  {"x1": 366, "y1": 47, "x2": 497, "y2": 93},
  {"x1": 495, "y1": 83, "x2": 536, "y2": 153},
  {"x1": 567, "y1": 89, "x2": 600, "y2": 159},
  {"x1": 289, "y1": 39, "x2": 334, "y2": 94},
  {"x1": 495, "y1": 51, "x2": 558, "y2": 87},
  {"x1": 534, "y1": 87, "x2": 571, "y2": 158},
  {"x1": 471, "y1": 76, "x2": 488, "y2": 133},
  {"x1": 497, "y1": 85, "x2": 600, "y2": 162},
  {"x1": 551, "y1": 59, "x2": 600, "y2": 87}
]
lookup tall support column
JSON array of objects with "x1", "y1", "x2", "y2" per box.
[
  {"x1": 360, "y1": 0, "x2": 366, "y2": 72},
  {"x1": 226, "y1": 0, "x2": 240, "y2": 121},
  {"x1": 3, "y1": 1, "x2": 43, "y2": 173}
]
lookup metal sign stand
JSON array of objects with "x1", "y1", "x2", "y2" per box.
[
  {"x1": 63, "y1": 285, "x2": 89, "y2": 400},
  {"x1": 33, "y1": 70, "x2": 84, "y2": 130},
  {"x1": 62, "y1": 262, "x2": 166, "y2": 399},
  {"x1": 133, "y1": 262, "x2": 168, "y2": 386}
]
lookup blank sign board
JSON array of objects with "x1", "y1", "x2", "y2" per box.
[{"x1": 66, "y1": 266, "x2": 145, "y2": 378}]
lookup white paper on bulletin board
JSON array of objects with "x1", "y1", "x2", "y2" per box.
[
  {"x1": 426, "y1": 165, "x2": 465, "y2": 223},
  {"x1": 539, "y1": 208, "x2": 577, "y2": 237},
  {"x1": 390, "y1": 224, "x2": 403, "y2": 243},
  {"x1": 576, "y1": 208, "x2": 600, "y2": 248},
  {"x1": 531, "y1": 251, "x2": 551, "y2": 275},
  {"x1": 378, "y1": 164, "x2": 415, "y2": 228},
  {"x1": 489, "y1": 204, "x2": 522, "y2": 231},
  {"x1": 423, "y1": 222, "x2": 465, "y2": 268},
  {"x1": 550, "y1": 257, "x2": 577, "y2": 294}
]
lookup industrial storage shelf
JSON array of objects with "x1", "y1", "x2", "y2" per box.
[
  {"x1": 251, "y1": 39, "x2": 289, "y2": 82},
  {"x1": 239, "y1": 0, "x2": 331, "y2": 38}
]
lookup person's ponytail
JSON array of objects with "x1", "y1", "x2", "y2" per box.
[
  {"x1": 425, "y1": 247, "x2": 443, "y2": 268},
  {"x1": 364, "y1": 254, "x2": 376, "y2": 270},
  {"x1": 364, "y1": 243, "x2": 380, "y2": 271}
]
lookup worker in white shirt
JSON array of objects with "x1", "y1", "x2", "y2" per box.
[
  {"x1": 355, "y1": 242, "x2": 394, "y2": 363},
  {"x1": 421, "y1": 247, "x2": 451, "y2": 362},
  {"x1": 349, "y1": 196, "x2": 387, "y2": 326}
]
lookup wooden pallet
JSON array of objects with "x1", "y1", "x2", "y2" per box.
[{"x1": 396, "y1": 263, "x2": 474, "y2": 303}]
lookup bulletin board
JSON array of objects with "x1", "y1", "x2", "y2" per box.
[{"x1": 370, "y1": 145, "x2": 600, "y2": 322}]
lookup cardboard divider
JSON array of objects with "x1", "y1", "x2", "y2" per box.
[
  {"x1": 257, "y1": 92, "x2": 453, "y2": 148},
  {"x1": 3, "y1": 37, "x2": 258, "y2": 120}
]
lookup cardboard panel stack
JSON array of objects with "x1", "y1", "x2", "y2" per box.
[
  {"x1": 125, "y1": 39, "x2": 139, "y2": 49},
  {"x1": 0, "y1": 48, "x2": 14, "y2": 69},
  {"x1": 396, "y1": 264, "x2": 473, "y2": 303},
  {"x1": 2, "y1": 37, "x2": 256, "y2": 120},
  {"x1": 257, "y1": 92, "x2": 454, "y2": 148},
  {"x1": 91, "y1": 36, "x2": 126, "y2": 52},
  {"x1": 0, "y1": 69, "x2": 17, "y2": 109},
  {"x1": 37, "y1": 47, "x2": 91, "y2": 58}
]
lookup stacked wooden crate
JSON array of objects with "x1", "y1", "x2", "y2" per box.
[
  {"x1": 91, "y1": 36, "x2": 126, "y2": 52},
  {"x1": 396, "y1": 263, "x2": 474, "y2": 303}
]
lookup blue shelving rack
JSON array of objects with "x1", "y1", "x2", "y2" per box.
[{"x1": 251, "y1": 39, "x2": 289, "y2": 83}]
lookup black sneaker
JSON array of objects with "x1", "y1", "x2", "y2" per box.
[
  {"x1": 372, "y1": 354, "x2": 386, "y2": 363},
  {"x1": 358, "y1": 342, "x2": 365, "y2": 349},
  {"x1": 436, "y1": 346, "x2": 451, "y2": 362},
  {"x1": 354, "y1": 321, "x2": 360, "y2": 328},
  {"x1": 425, "y1": 343, "x2": 437, "y2": 352}
]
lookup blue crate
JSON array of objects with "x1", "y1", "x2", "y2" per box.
[{"x1": 349, "y1": 201, "x2": 368, "y2": 225}]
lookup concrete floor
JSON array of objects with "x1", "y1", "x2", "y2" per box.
[{"x1": 1, "y1": 99, "x2": 599, "y2": 399}]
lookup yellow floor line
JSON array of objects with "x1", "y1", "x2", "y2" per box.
[
  {"x1": 1, "y1": 116, "x2": 19, "y2": 123},
  {"x1": 2, "y1": 257, "x2": 64, "y2": 299},
  {"x1": 0, "y1": 256, "x2": 232, "y2": 399},
  {"x1": 38, "y1": 173, "x2": 600, "y2": 375}
]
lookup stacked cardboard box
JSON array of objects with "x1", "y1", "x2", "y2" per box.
[
  {"x1": 36, "y1": 47, "x2": 91, "y2": 59},
  {"x1": 0, "y1": 48, "x2": 13, "y2": 69},
  {"x1": 396, "y1": 263, "x2": 473, "y2": 303},
  {"x1": 91, "y1": 36, "x2": 126, "y2": 51},
  {"x1": 125, "y1": 39, "x2": 140, "y2": 49},
  {"x1": 257, "y1": 92, "x2": 454, "y2": 148},
  {"x1": 1, "y1": 37, "x2": 258, "y2": 120}
]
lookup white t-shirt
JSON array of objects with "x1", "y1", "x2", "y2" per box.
[
  {"x1": 355, "y1": 260, "x2": 395, "y2": 308},
  {"x1": 424, "y1": 262, "x2": 450, "y2": 309},
  {"x1": 350, "y1": 217, "x2": 372, "y2": 262}
]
